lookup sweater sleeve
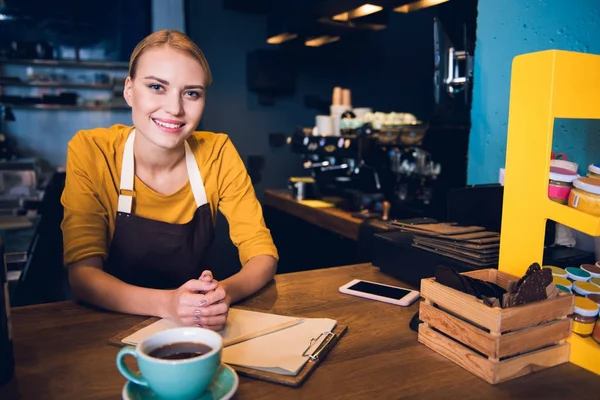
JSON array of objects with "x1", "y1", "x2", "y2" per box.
[
  {"x1": 215, "y1": 137, "x2": 279, "y2": 266},
  {"x1": 60, "y1": 132, "x2": 110, "y2": 265}
]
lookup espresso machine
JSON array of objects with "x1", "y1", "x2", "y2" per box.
[{"x1": 289, "y1": 118, "x2": 469, "y2": 220}]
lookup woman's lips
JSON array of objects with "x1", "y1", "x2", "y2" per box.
[{"x1": 152, "y1": 118, "x2": 185, "y2": 134}]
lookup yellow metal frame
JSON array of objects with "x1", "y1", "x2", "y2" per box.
[{"x1": 499, "y1": 49, "x2": 600, "y2": 374}]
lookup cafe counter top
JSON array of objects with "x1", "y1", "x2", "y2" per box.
[{"x1": 2, "y1": 263, "x2": 600, "y2": 399}]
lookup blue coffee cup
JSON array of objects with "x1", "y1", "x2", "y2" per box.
[{"x1": 116, "y1": 327, "x2": 222, "y2": 400}]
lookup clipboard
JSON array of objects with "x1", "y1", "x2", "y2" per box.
[{"x1": 108, "y1": 318, "x2": 348, "y2": 387}]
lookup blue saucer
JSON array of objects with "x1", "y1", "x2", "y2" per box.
[{"x1": 122, "y1": 363, "x2": 239, "y2": 400}]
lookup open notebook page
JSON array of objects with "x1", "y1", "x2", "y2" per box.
[{"x1": 121, "y1": 308, "x2": 337, "y2": 376}]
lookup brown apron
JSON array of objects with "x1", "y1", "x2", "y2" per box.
[{"x1": 104, "y1": 130, "x2": 215, "y2": 289}]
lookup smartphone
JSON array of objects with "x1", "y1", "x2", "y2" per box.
[{"x1": 338, "y1": 279, "x2": 420, "y2": 306}]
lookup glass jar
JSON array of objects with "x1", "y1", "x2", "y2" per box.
[
  {"x1": 568, "y1": 178, "x2": 600, "y2": 216},
  {"x1": 587, "y1": 294, "x2": 600, "y2": 307},
  {"x1": 565, "y1": 267, "x2": 591, "y2": 282},
  {"x1": 546, "y1": 265, "x2": 568, "y2": 278},
  {"x1": 581, "y1": 263, "x2": 600, "y2": 279},
  {"x1": 587, "y1": 163, "x2": 600, "y2": 179},
  {"x1": 593, "y1": 319, "x2": 600, "y2": 344},
  {"x1": 553, "y1": 276, "x2": 572, "y2": 290},
  {"x1": 556, "y1": 284, "x2": 572, "y2": 294},
  {"x1": 573, "y1": 281, "x2": 600, "y2": 296},
  {"x1": 570, "y1": 297, "x2": 599, "y2": 337},
  {"x1": 588, "y1": 295, "x2": 600, "y2": 344},
  {"x1": 548, "y1": 167, "x2": 579, "y2": 204}
]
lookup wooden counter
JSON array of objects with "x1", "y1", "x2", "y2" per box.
[
  {"x1": 2, "y1": 263, "x2": 599, "y2": 399},
  {"x1": 263, "y1": 189, "x2": 363, "y2": 241}
]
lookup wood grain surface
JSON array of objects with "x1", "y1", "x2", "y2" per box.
[
  {"x1": 263, "y1": 189, "x2": 362, "y2": 241},
  {"x1": 2, "y1": 263, "x2": 600, "y2": 399}
]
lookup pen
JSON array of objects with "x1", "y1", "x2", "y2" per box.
[{"x1": 223, "y1": 318, "x2": 304, "y2": 347}]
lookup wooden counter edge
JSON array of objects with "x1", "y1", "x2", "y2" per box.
[{"x1": 263, "y1": 189, "x2": 362, "y2": 241}]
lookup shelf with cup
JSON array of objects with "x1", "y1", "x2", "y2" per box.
[
  {"x1": 0, "y1": 102, "x2": 129, "y2": 111},
  {"x1": 499, "y1": 49, "x2": 600, "y2": 375},
  {"x1": 546, "y1": 200, "x2": 600, "y2": 237},
  {"x1": 0, "y1": 58, "x2": 129, "y2": 70},
  {"x1": 0, "y1": 79, "x2": 121, "y2": 90}
]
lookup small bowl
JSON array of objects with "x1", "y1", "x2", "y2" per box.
[{"x1": 566, "y1": 267, "x2": 591, "y2": 282}]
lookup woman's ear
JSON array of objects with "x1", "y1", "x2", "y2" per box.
[{"x1": 123, "y1": 77, "x2": 133, "y2": 107}]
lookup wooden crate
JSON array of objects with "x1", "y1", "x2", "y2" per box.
[{"x1": 417, "y1": 268, "x2": 574, "y2": 384}]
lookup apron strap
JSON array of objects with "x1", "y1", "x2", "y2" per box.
[
  {"x1": 117, "y1": 130, "x2": 208, "y2": 214},
  {"x1": 184, "y1": 140, "x2": 207, "y2": 207},
  {"x1": 117, "y1": 130, "x2": 136, "y2": 213}
]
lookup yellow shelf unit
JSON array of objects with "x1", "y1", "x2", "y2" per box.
[{"x1": 499, "y1": 49, "x2": 600, "y2": 375}]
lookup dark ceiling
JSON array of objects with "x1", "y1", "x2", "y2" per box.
[
  {"x1": 222, "y1": 0, "x2": 440, "y2": 40},
  {"x1": 223, "y1": 0, "x2": 421, "y2": 15},
  {"x1": 222, "y1": 0, "x2": 477, "y2": 45}
]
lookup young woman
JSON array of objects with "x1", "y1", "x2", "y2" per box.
[{"x1": 61, "y1": 30, "x2": 278, "y2": 331}]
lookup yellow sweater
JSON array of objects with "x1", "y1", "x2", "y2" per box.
[{"x1": 61, "y1": 124, "x2": 278, "y2": 268}]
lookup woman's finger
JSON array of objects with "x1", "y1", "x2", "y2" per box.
[
  {"x1": 195, "y1": 314, "x2": 227, "y2": 329},
  {"x1": 179, "y1": 291, "x2": 212, "y2": 307},
  {"x1": 183, "y1": 279, "x2": 217, "y2": 294},
  {"x1": 202, "y1": 285, "x2": 226, "y2": 306},
  {"x1": 200, "y1": 323, "x2": 226, "y2": 332},
  {"x1": 199, "y1": 270, "x2": 213, "y2": 281},
  {"x1": 191, "y1": 302, "x2": 228, "y2": 317}
]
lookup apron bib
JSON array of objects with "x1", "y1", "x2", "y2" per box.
[{"x1": 104, "y1": 130, "x2": 215, "y2": 289}]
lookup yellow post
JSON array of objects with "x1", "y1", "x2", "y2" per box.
[{"x1": 499, "y1": 49, "x2": 600, "y2": 374}]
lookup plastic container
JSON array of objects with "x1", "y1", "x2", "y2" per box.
[
  {"x1": 581, "y1": 263, "x2": 600, "y2": 279},
  {"x1": 573, "y1": 281, "x2": 600, "y2": 296},
  {"x1": 591, "y1": 277, "x2": 600, "y2": 288},
  {"x1": 568, "y1": 177, "x2": 600, "y2": 216},
  {"x1": 545, "y1": 265, "x2": 568, "y2": 278},
  {"x1": 570, "y1": 297, "x2": 599, "y2": 337},
  {"x1": 548, "y1": 167, "x2": 579, "y2": 204},
  {"x1": 566, "y1": 267, "x2": 591, "y2": 282},
  {"x1": 553, "y1": 276, "x2": 572, "y2": 290},
  {"x1": 587, "y1": 163, "x2": 600, "y2": 179}
]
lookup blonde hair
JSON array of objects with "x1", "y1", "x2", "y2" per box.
[{"x1": 128, "y1": 29, "x2": 212, "y2": 87}]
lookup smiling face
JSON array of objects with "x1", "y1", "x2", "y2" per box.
[{"x1": 123, "y1": 45, "x2": 207, "y2": 151}]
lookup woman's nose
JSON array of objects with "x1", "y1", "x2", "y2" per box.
[{"x1": 163, "y1": 93, "x2": 184, "y2": 116}]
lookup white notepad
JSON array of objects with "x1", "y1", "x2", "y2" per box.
[{"x1": 121, "y1": 308, "x2": 337, "y2": 376}]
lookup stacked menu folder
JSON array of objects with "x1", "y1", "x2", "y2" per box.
[
  {"x1": 390, "y1": 221, "x2": 500, "y2": 267},
  {"x1": 110, "y1": 308, "x2": 347, "y2": 386}
]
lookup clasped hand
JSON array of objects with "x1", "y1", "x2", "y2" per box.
[{"x1": 167, "y1": 270, "x2": 230, "y2": 331}]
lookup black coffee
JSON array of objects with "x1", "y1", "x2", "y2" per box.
[{"x1": 148, "y1": 342, "x2": 212, "y2": 360}]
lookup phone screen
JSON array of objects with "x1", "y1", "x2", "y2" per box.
[{"x1": 347, "y1": 281, "x2": 412, "y2": 300}]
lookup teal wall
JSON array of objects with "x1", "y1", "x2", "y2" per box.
[{"x1": 468, "y1": 0, "x2": 600, "y2": 184}]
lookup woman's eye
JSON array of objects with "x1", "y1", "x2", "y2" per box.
[
  {"x1": 185, "y1": 91, "x2": 201, "y2": 99},
  {"x1": 148, "y1": 84, "x2": 164, "y2": 92}
]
